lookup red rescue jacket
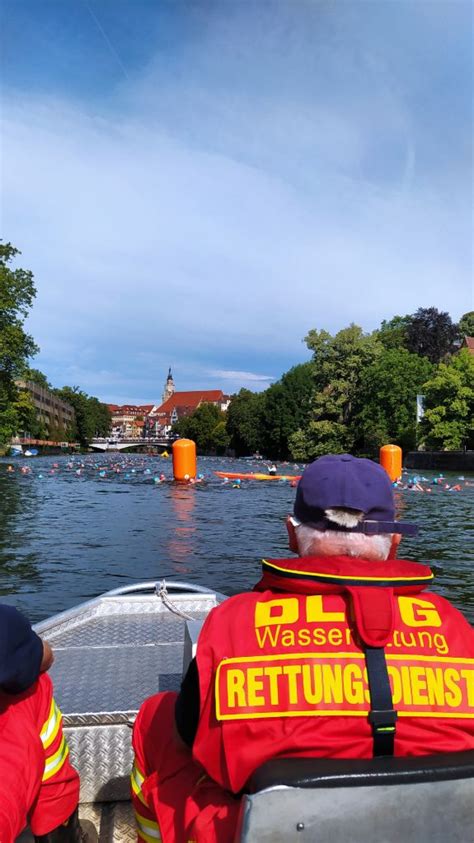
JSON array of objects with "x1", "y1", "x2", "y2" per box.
[{"x1": 193, "y1": 556, "x2": 474, "y2": 793}]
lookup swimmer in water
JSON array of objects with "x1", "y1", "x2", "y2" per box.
[{"x1": 267, "y1": 464, "x2": 277, "y2": 476}]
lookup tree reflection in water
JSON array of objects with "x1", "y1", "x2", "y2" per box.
[{"x1": 0, "y1": 466, "x2": 42, "y2": 608}]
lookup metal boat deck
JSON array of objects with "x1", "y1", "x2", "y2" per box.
[{"x1": 30, "y1": 582, "x2": 224, "y2": 842}]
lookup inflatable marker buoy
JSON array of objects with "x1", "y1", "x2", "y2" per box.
[
  {"x1": 173, "y1": 439, "x2": 196, "y2": 481},
  {"x1": 380, "y1": 444, "x2": 402, "y2": 482}
]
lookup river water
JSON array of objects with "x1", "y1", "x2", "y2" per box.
[{"x1": 0, "y1": 454, "x2": 473, "y2": 624}]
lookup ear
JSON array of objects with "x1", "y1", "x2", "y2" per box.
[
  {"x1": 286, "y1": 516, "x2": 299, "y2": 554},
  {"x1": 388, "y1": 533, "x2": 402, "y2": 559}
]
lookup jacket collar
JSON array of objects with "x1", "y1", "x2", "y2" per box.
[{"x1": 254, "y1": 555, "x2": 433, "y2": 595}]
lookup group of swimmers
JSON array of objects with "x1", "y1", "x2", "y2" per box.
[
  {"x1": 393, "y1": 473, "x2": 473, "y2": 492},
  {"x1": 4, "y1": 459, "x2": 474, "y2": 493}
]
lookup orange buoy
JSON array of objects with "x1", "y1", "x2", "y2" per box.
[
  {"x1": 380, "y1": 444, "x2": 402, "y2": 482},
  {"x1": 172, "y1": 438, "x2": 197, "y2": 481}
]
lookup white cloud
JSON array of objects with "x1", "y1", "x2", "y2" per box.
[
  {"x1": 210, "y1": 370, "x2": 274, "y2": 383},
  {"x1": 1, "y1": 1, "x2": 471, "y2": 400}
]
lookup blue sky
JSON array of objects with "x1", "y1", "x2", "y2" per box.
[{"x1": 1, "y1": 0, "x2": 472, "y2": 404}]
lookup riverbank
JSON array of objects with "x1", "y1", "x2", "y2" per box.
[{"x1": 406, "y1": 451, "x2": 474, "y2": 472}]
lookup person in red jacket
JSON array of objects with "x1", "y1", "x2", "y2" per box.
[
  {"x1": 0, "y1": 606, "x2": 94, "y2": 843},
  {"x1": 131, "y1": 454, "x2": 474, "y2": 843}
]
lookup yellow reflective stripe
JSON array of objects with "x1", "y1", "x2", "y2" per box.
[
  {"x1": 42, "y1": 735, "x2": 69, "y2": 781},
  {"x1": 131, "y1": 762, "x2": 148, "y2": 807},
  {"x1": 134, "y1": 810, "x2": 161, "y2": 842},
  {"x1": 262, "y1": 559, "x2": 433, "y2": 582},
  {"x1": 136, "y1": 827, "x2": 161, "y2": 843},
  {"x1": 40, "y1": 698, "x2": 54, "y2": 739},
  {"x1": 40, "y1": 699, "x2": 62, "y2": 750}
]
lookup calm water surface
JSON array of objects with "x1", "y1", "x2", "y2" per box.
[{"x1": 0, "y1": 454, "x2": 473, "y2": 624}]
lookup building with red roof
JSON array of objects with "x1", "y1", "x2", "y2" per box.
[
  {"x1": 107, "y1": 370, "x2": 230, "y2": 439},
  {"x1": 146, "y1": 389, "x2": 230, "y2": 437},
  {"x1": 109, "y1": 404, "x2": 154, "y2": 438}
]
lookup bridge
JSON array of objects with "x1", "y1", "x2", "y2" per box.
[{"x1": 90, "y1": 437, "x2": 174, "y2": 452}]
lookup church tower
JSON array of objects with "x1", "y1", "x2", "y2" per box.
[{"x1": 162, "y1": 367, "x2": 175, "y2": 403}]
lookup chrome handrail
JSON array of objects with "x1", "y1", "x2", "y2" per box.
[{"x1": 103, "y1": 580, "x2": 222, "y2": 597}]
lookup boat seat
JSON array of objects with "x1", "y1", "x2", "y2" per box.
[{"x1": 235, "y1": 751, "x2": 474, "y2": 843}]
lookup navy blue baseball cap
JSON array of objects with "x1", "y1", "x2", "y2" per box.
[{"x1": 294, "y1": 454, "x2": 418, "y2": 536}]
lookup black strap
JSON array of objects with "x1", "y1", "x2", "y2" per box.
[{"x1": 364, "y1": 646, "x2": 397, "y2": 757}]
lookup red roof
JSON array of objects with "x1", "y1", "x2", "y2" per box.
[
  {"x1": 463, "y1": 336, "x2": 474, "y2": 353},
  {"x1": 155, "y1": 390, "x2": 226, "y2": 415},
  {"x1": 173, "y1": 405, "x2": 196, "y2": 418},
  {"x1": 111, "y1": 404, "x2": 154, "y2": 415}
]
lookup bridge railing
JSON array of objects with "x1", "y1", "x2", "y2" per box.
[{"x1": 91, "y1": 437, "x2": 174, "y2": 445}]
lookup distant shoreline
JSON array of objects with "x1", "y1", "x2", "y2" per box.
[{"x1": 405, "y1": 451, "x2": 474, "y2": 472}]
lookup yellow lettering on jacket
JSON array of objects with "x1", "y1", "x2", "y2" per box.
[
  {"x1": 398, "y1": 597, "x2": 442, "y2": 628},
  {"x1": 255, "y1": 598, "x2": 299, "y2": 628},
  {"x1": 254, "y1": 600, "x2": 449, "y2": 655},
  {"x1": 344, "y1": 664, "x2": 365, "y2": 704},
  {"x1": 247, "y1": 668, "x2": 265, "y2": 706},
  {"x1": 255, "y1": 624, "x2": 354, "y2": 650},
  {"x1": 306, "y1": 595, "x2": 345, "y2": 623},
  {"x1": 264, "y1": 666, "x2": 282, "y2": 704},
  {"x1": 283, "y1": 664, "x2": 301, "y2": 703},
  {"x1": 216, "y1": 656, "x2": 474, "y2": 720},
  {"x1": 461, "y1": 669, "x2": 474, "y2": 706},
  {"x1": 444, "y1": 668, "x2": 462, "y2": 707},
  {"x1": 227, "y1": 669, "x2": 246, "y2": 708},
  {"x1": 425, "y1": 667, "x2": 446, "y2": 706}
]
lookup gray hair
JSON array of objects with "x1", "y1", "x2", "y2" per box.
[{"x1": 295, "y1": 508, "x2": 392, "y2": 561}]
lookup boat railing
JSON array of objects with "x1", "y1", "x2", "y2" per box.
[
  {"x1": 103, "y1": 580, "x2": 223, "y2": 597},
  {"x1": 34, "y1": 580, "x2": 226, "y2": 635}
]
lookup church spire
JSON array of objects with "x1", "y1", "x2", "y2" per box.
[{"x1": 162, "y1": 367, "x2": 175, "y2": 403}]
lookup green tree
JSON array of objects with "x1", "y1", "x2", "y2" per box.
[
  {"x1": 226, "y1": 389, "x2": 265, "y2": 456},
  {"x1": 173, "y1": 403, "x2": 230, "y2": 454},
  {"x1": 459, "y1": 311, "x2": 474, "y2": 339},
  {"x1": 260, "y1": 362, "x2": 314, "y2": 459},
  {"x1": 405, "y1": 307, "x2": 459, "y2": 363},
  {"x1": 289, "y1": 325, "x2": 381, "y2": 459},
  {"x1": 419, "y1": 349, "x2": 474, "y2": 450},
  {"x1": 13, "y1": 388, "x2": 39, "y2": 438},
  {"x1": 54, "y1": 388, "x2": 88, "y2": 444},
  {"x1": 352, "y1": 348, "x2": 434, "y2": 452},
  {"x1": 54, "y1": 387, "x2": 111, "y2": 446},
  {"x1": 24, "y1": 368, "x2": 51, "y2": 389},
  {"x1": 87, "y1": 397, "x2": 112, "y2": 438},
  {"x1": 377, "y1": 315, "x2": 411, "y2": 350},
  {"x1": 0, "y1": 243, "x2": 39, "y2": 449}
]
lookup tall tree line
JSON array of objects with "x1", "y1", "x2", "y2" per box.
[
  {"x1": 2, "y1": 242, "x2": 472, "y2": 456},
  {"x1": 181, "y1": 308, "x2": 473, "y2": 457},
  {"x1": 0, "y1": 243, "x2": 110, "y2": 451}
]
